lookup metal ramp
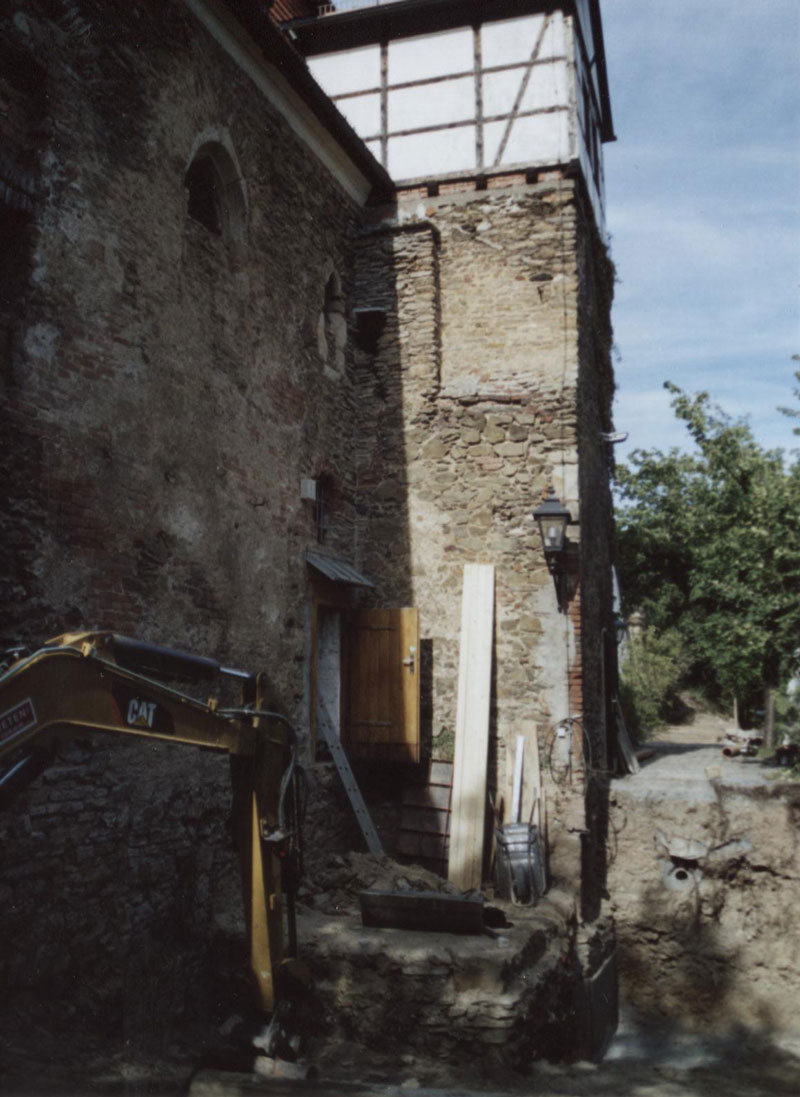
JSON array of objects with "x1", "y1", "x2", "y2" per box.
[{"x1": 318, "y1": 707, "x2": 383, "y2": 856}]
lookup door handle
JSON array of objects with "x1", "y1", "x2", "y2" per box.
[{"x1": 402, "y1": 645, "x2": 417, "y2": 671}]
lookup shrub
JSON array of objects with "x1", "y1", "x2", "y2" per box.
[{"x1": 619, "y1": 628, "x2": 689, "y2": 740}]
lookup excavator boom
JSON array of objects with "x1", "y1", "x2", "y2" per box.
[{"x1": 0, "y1": 631, "x2": 299, "y2": 1023}]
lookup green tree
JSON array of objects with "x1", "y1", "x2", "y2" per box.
[
  {"x1": 619, "y1": 628, "x2": 689, "y2": 739},
  {"x1": 616, "y1": 384, "x2": 800, "y2": 728}
]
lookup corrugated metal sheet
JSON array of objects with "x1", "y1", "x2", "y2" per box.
[{"x1": 306, "y1": 550, "x2": 374, "y2": 587}]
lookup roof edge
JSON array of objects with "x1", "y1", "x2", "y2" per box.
[{"x1": 198, "y1": 0, "x2": 394, "y2": 200}]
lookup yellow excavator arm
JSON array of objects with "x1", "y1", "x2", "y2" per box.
[{"x1": 0, "y1": 631, "x2": 300, "y2": 1027}]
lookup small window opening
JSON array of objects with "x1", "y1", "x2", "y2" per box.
[
  {"x1": 185, "y1": 155, "x2": 223, "y2": 235},
  {"x1": 314, "y1": 474, "x2": 339, "y2": 543}
]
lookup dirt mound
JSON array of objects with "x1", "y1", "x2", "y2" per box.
[{"x1": 298, "y1": 850, "x2": 462, "y2": 915}]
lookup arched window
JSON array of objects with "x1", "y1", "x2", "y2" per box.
[
  {"x1": 184, "y1": 141, "x2": 245, "y2": 240},
  {"x1": 317, "y1": 271, "x2": 346, "y2": 376},
  {"x1": 185, "y1": 155, "x2": 222, "y2": 234}
]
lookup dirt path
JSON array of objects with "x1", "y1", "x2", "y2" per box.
[{"x1": 651, "y1": 707, "x2": 732, "y2": 745}]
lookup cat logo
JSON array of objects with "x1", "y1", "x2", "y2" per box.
[
  {"x1": 127, "y1": 698, "x2": 157, "y2": 729},
  {"x1": 112, "y1": 683, "x2": 175, "y2": 736}
]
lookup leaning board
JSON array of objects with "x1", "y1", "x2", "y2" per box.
[{"x1": 448, "y1": 564, "x2": 495, "y2": 891}]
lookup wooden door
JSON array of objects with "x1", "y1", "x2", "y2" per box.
[{"x1": 348, "y1": 608, "x2": 420, "y2": 763}]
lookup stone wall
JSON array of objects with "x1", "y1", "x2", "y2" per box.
[
  {"x1": 0, "y1": 0, "x2": 367, "y2": 1050},
  {"x1": 0, "y1": 1, "x2": 617, "y2": 1063},
  {"x1": 353, "y1": 178, "x2": 615, "y2": 896},
  {"x1": 299, "y1": 897, "x2": 582, "y2": 1070},
  {"x1": 1, "y1": 0, "x2": 363, "y2": 673},
  {"x1": 0, "y1": 738, "x2": 243, "y2": 1062}
]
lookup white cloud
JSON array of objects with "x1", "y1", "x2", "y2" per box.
[
  {"x1": 614, "y1": 381, "x2": 800, "y2": 465},
  {"x1": 602, "y1": 0, "x2": 800, "y2": 456}
]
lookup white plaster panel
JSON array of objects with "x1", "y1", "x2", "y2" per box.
[
  {"x1": 336, "y1": 92, "x2": 381, "y2": 138},
  {"x1": 482, "y1": 68, "x2": 522, "y2": 118},
  {"x1": 364, "y1": 136, "x2": 382, "y2": 162},
  {"x1": 538, "y1": 603, "x2": 574, "y2": 724},
  {"x1": 483, "y1": 111, "x2": 570, "y2": 169},
  {"x1": 308, "y1": 45, "x2": 381, "y2": 95},
  {"x1": 389, "y1": 125, "x2": 476, "y2": 180},
  {"x1": 482, "y1": 60, "x2": 569, "y2": 120},
  {"x1": 480, "y1": 12, "x2": 564, "y2": 69},
  {"x1": 389, "y1": 75, "x2": 474, "y2": 132},
  {"x1": 389, "y1": 27, "x2": 473, "y2": 84},
  {"x1": 522, "y1": 60, "x2": 570, "y2": 111}
]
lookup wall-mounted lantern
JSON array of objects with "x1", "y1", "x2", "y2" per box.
[{"x1": 533, "y1": 488, "x2": 572, "y2": 611}]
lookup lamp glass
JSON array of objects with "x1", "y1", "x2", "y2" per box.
[
  {"x1": 533, "y1": 489, "x2": 571, "y2": 555},
  {"x1": 541, "y1": 515, "x2": 568, "y2": 552}
]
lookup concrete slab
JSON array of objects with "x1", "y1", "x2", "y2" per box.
[{"x1": 613, "y1": 740, "x2": 790, "y2": 803}]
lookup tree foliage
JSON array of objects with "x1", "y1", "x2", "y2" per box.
[
  {"x1": 619, "y1": 628, "x2": 689, "y2": 739},
  {"x1": 615, "y1": 384, "x2": 800, "y2": 722}
]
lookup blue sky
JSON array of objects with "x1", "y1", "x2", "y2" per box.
[{"x1": 601, "y1": 0, "x2": 800, "y2": 462}]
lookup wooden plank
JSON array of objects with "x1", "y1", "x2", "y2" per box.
[
  {"x1": 397, "y1": 831, "x2": 449, "y2": 860},
  {"x1": 429, "y1": 760, "x2": 454, "y2": 786},
  {"x1": 448, "y1": 564, "x2": 495, "y2": 891},
  {"x1": 360, "y1": 890, "x2": 484, "y2": 935},
  {"x1": 401, "y1": 806, "x2": 451, "y2": 835},
  {"x1": 511, "y1": 733, "x2": 524, "y2": 823},
  {"x1": 402, "y1": 784, "x2": 452, "y2": 811},
  {"x1": 613, "y1": 696, "x2": 640, "y2": 775},
  {"x1": 540, "y1": 784, "x2": 548, "y2": 889},
  {"x1": 317, "y1": 710, "x2": 384, "y2": 856},
  {"x1": 530, "y1": 724, "x2": 542, "y2": 827}
]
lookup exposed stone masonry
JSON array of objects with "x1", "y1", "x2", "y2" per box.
[
  {"x1": 0, "y1": 738, "x2": 241, "y2": 1061},
  {"x1": 0, "y1": 0, "x2": 617, "y2": 1068},
  {"x1": 0, "y1": 0, "x2": 367, "y2": 1054},
  {"x1": 352, "y1": 181, "x2": 615, "y2": 905}
]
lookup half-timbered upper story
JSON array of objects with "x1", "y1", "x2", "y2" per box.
[{"x1": 280, "y1": 0, "x2": 614, "y2": 227}]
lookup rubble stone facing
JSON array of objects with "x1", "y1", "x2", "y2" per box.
[
  {"x1": 0, "y1": 0, "x2": 617, "y2": 1064},
  {"x1": 1, "y1": 0, "x2": 361, "y2": 672},
  {"x1": 352, "y1": 182, "x2": 615, "y2": 904},
  {"x1": 0, "y1": 0, "x2": 363, "y2": 1046},
  {"x1": 0, "y1": 738, "x2": 242, "y2": 1057},
  {"x1": 297, "y1": 856, "x2": 582, "y2": 1069}
]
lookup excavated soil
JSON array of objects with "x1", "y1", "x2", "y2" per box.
[
  {"x1": 5, "y1": 713, "x2": 800, "y2": 1095},
  {"x1": 609, "y1": 703, "x2": 800, "y2": 1040},
  {"x1": 3, "y1": 1031, "x2": 800, "y2": 1097}
]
